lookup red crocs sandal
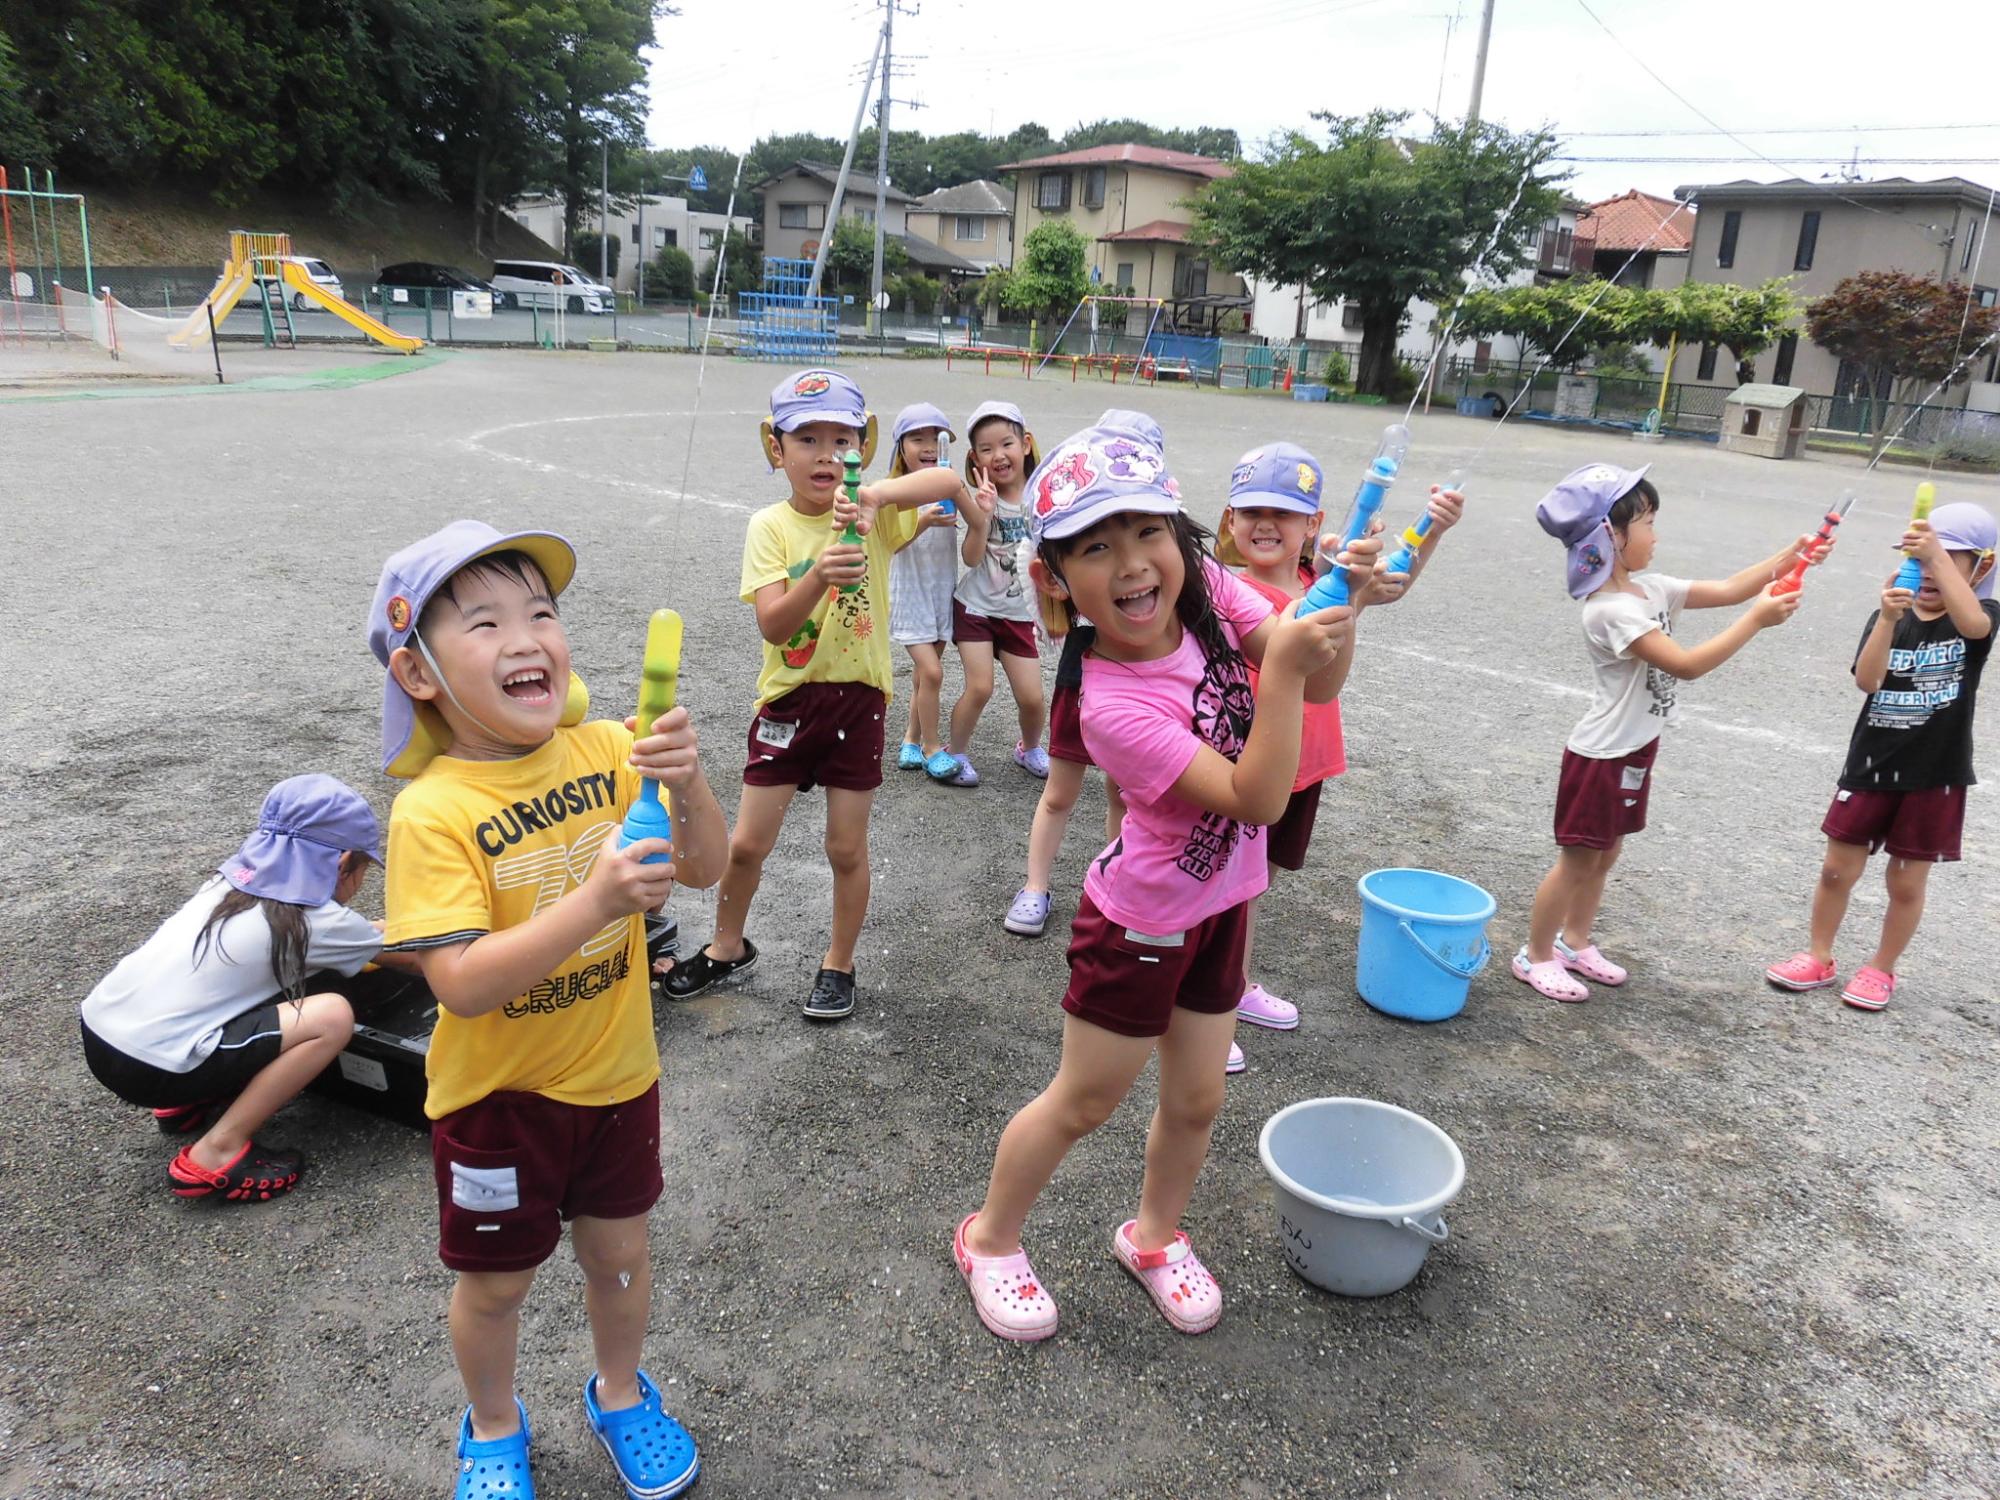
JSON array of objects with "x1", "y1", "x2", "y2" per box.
[
  {"x1": 953, "y1": 1213, "x2": 1057, "y2": 1342},
  {"x1": 1112, "y1": 1221, "x2": 1222, "y2": 1335},
  {"x1": 151, "y1": 1100, "x2": 222, "y2": 1136},
  {"x1": 167, "y1": 1141, "x2": 304, "y2": 1203}
]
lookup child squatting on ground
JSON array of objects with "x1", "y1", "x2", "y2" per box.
[
  {"x1": 953, "y1": 420, "x2": 1362, "y2": 1342},
  {"x1": 368, "y1": 520, "x2": 728, "y2": 1500},
  {"x1": 1766, "y1": 502, "x2": 1996, "y2": 1011},
  {"x1": 79, "y1": 774, "x2": 409, "y2": 1202},
  {"x1": 886, "y1": 401, "x2": 971, "y2": 780},
  {"x1": 662, "y1": 369, "x2": 960, "y2": 1019},
  {"x1": 1518, "y1": 463, "x2": 1827, "y2": 1003},
  {"x1": 1216, "y1": 442, "x2": 1463, "y2": 1068}
]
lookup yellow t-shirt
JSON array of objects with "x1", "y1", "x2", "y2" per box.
[
  {"x1": 383, "y1": 721, "x2": 657, "y2": 1120},
  {"x1": 740, "y1": 497, "x2": 918, "y2": 709}
]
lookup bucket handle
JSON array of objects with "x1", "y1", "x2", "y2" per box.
[
  {"x1": 1398, "y1": 920, "x2": 1491, "y2": 981},
  {"x1": 1400, "y1": 1212, "x2": 1449, "y2": 1245}
]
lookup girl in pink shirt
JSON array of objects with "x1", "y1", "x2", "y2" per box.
[{"x1": 952, "y1": 422, "x2": 1367, "y2": 1342}]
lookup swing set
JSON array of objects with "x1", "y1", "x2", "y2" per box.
[{"x1": 1034, "y1": 294, "x2": 1169, "y2": 378}]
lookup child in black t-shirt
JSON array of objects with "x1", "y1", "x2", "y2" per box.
[{"x1": 1767, "y1": 502, "x2": 1997, "y2": 1011}]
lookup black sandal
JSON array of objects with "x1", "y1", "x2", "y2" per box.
[
  {"x1": 660, "y1": 939, "x2": 758, "y2": 1000},
  {"x1": 167, "y1": 1141, "x2": 304, "y2": 1202}
]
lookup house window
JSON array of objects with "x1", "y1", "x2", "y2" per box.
[
  {"x1": 1793, "y1": 211, "x2": 1819, "y2": 272},
  {"x1": 1083, "y1": 166, "x2": 1107, "y2": 209},
  {"x1": 1772, "y1": 333, "x2": 1798, "y2": 385},
  {"x1": 1965, "y1": 223, "x2": 1983, "y2": 273},
  {"x1": 1556, "y1": 227, "x2": 1574, "y2": 267},
  {"x1": 1341, "y1": 302, "x2": 1364, "y2": 331},
  {"x1": 699, "y1": 228, "x2": 720, "y2": 250},
  {"x1": 778, "y1": 202, "x2": 825, "y2": 230},
  {"x1": 1172, "y1": 255, "x2": 1209, "y2": 298},
  {"x1": 654, "y1": 227, "x2": 672, "y2": 249},
  {"x1": 852, "y1": 207, "x2": 874, "y2": 226},
  {"x1": 1717, "y1": 210, "x2": 1741, "y2": 268},
  {"x1": 1037, "y1": 172, "x2": 1070, "y2": 211},
  {"x1": 1697, "y1": 343, "x2": 1719, "y2": 380},
  {"x1": 630, "y1": 225, "x2": 641, "y2": 246},
  {"x1": 1976, "y1": 285, "x2": 1998, "y2": 308},
  {"x1": 1474, "y1": 340, "x2": 1493, "y2": 371},
  {"x1": 1116, "y1": 260, "x2": 1135, "y2": 290},
  {"x1": 954, "y1": 215, "x2": 984, "y2": 242}
]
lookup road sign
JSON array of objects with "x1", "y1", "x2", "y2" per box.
[{"x1": 689, "y1": 166, "x2": 708, "y2": 192}]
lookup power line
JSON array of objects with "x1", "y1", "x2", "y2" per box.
[
  {"x1": 1559, "y1": 155, "x2": 2000, "y2": 166},
  {"x1": 1567, "y1": 121, "x2": 2000, "y2": 139}
]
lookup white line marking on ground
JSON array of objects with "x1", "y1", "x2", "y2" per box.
[{"x1": 459, "y1": 410, "x2": 762, "y2": 515}]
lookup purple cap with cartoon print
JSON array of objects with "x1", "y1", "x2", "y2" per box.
[
  {"x1": 1228, "y1": 441, "x2": 1325, "y2": 517},
  {"x1": 1025, "y1": 425, "x2": 1182, "y2": 545},
  {"x1": 891, "y1": 402, "x2": 954, "y2": 444},
  {"x1": 1536, "y1": 461, "x2": 1651, "y2": 599},
  {"x1": 1930, "y1": 501, "x2": 1998, "y2": 599},
  {"x1": 1097, "y1": 409, "x2": 1164, "y2": 449},
  {"x1": 770, "y1": 368, "x2": 867, "y2": 432},
  {"x1": 219, "y1": 774, "x2": 383, "y2": 907}
]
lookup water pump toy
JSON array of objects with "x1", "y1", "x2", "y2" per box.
[
  {"x1": 935, "y1": 433, "x2": 955, "y2": 517},
  {"x1": 1304, "y1": 424, "x2": 1410, "y2": 612},
  {"x1": 1893, "y1": 482, "x2": 1935, "y2": 593},
  {"x1": 619, "y1": 608, "x2": 683, "y2": 864},
  {"x1": 839, "y1": 451, "x2": 865, "y2": 594},
  {"x1": 1770, "y1": 489, "x2": 1857, "y2": 597},
  {"x1": 1385, "y1": 469, "x2": 1463, "y2": 577}
]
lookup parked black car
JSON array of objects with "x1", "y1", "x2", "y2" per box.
[{"x1": 375, "y1": 262, "x2": 495, "y2": 293}]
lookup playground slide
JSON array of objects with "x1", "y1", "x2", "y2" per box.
[
  {"x1": 167, "y1": 265, "x2": 254, "y2": 348},
  {"x1": 281, "y1": 262, "x2": 423, "y2": 352}
]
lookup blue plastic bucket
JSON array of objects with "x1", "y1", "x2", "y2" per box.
[{"x1": 1355, "y1": 868, "x2": 1495, "y2": 1022}]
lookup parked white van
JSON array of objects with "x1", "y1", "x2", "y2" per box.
[
  {"x1": 249, "y1": 255, "x2": 345, "y2": 311},
  {"x1": 489, "y1": 260, "x2": 612, "y2": 314}
]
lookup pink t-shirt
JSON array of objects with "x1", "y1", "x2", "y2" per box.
[
  {"x1": 1080, "y1": 560, "x2": 1276, "y2": 933},
  {"x1": 1240, "y1": 569, "x2": 1346, "y2": 790}
]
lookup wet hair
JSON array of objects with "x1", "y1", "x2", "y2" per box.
[
  {"x1": 191, "y1": 850, "x2": 364, "y2": 998},
  {"x1": 1216, "y1": 504, "x2": 1318, "y2": 572},
  {"x1": 1608, "y1": 478, "x2": 1660, "y2": 534},
  {"x1": 964, "y1": 417, "x2": 1041, "y2": 487},
  {"x1": 1036, "y1": 511, "x2": 1237, "y2": 670},
  {"x1": 416, "y1": 549, "x2": 553, "y2": 635}
]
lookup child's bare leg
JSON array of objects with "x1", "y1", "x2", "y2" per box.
[
  {"x1": 966, "y1": 1016, "x2": 1154, "y2": 1257},
  {"x1": 1808, "y1": 838, "x2": 1870, "y2": 962},
  {"x1": 1558, "y1": 839, "x2": 1621, "y2": 950},
  {"x1": 188, "y1": 992, "x2": 354, "y2": 1171},
  {"x1": 998, "y1": 650, "x2": 1048, "y2": 749},
  {"x1": 572, "y1": 1213, "x2": 650, "y2": 1411},
  {"x1": 1024, "y1": 758, "x2": 1087, "y2": 893},
  {"x1": 823, "y1": 786, "x2": 874, "y2": 972},
  {"x1": 905, "y1": 642, "x2": 944, "y2": 753},
  {"x1": 1133, "y1": 1006, "x2": 1235, "y2": 1250},
  {"x1": 948, "y1": 641, "x2": 996, "y2": 755},
  {"x1": 450, "y1": 1267, "x2": 537, "y2": 1439},
  {"x1": 707, "y1": 782, "x2": 797, "y2": 961},
  {"x1": 1869, "y1": 855, "x2": 1933, "y2": 974},
  {"x1": 1527, "y1": 846, "x2": 1600, "y2": 962}
]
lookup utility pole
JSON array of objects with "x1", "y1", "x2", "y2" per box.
[
  {"x1": 810, "y1": 26, "x2": 886, "y2": 298},
  {"x1": 599, "y1": 138, "x2": 611, "y2": 285},
  {"x1": 1466, "y1": 0, "x2": 1496, "y2": 125},
  {"x1": 868, "y1": 0, "x2": 922, "y2": 336}
]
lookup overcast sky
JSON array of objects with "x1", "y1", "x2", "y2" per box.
[{"x1": 644, "y1": 0, "x2": 2000, "y2": 207}]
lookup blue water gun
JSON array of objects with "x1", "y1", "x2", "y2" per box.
[
  {"x1": 1893, "y1": 481, "x2": 1935, "y2": 593},
  {"x1": 1385, "y1": 468, "x2": 1463, "y2": 577},
  {"x1": 619, "y1": 608, "x2": 683, "y2": 864},
  {"x1": 1303, "y1": 423, "x2": 1411, "y2": 613},
  {"x1": 935, "y1": 433, "x2": 955, "y2": 517}
]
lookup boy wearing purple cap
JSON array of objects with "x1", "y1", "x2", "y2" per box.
[
  {"x1": 81, "y1": 774, "x2": 398, "y2": 1204},
  {"x1": 368, "y1": 519, "x2": 727, "y2": 1500},
  {"x1": 1767, "y1": 502, "x2": 1996, "y2": 1010},
  {"x1": 663, "y1": 370, "x2": 959, "y2": 1020},
  {"x1": 1520, "y1": 464, "x2": 1820, "y2": 1002}
]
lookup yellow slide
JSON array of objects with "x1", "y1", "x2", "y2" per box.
[
  {"x1": 167, "y1": 263, "x2": 255, "y2": 348},
  {"x1": 280, "y1": 261, "x2": 424, "y2": 353}
]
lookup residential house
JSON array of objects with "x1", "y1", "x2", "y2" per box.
[
  {"x1": 906, "y1": 180, "x2": 1012, "y2": 271},
  {"x1": 996, "y1": 144, "x2": 1247, "y2": 331},
  {"x1": 503, "y1": 193, "x2": 751, "y2": 293},
  {"x1": 1577, "y1": 189, "x2": 1693, "y2": 288},
  {"x1": 1674, "y1": 175, "x2": 2000, "y2": 409}
]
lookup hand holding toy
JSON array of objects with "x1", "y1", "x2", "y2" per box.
[
  {"x1": 1304, "y1": 423, "x2": 1410, "y2": 613},
  {"x1": 1386, "y1": 469, "x2": 1463, "y2": 577},
  {"x1": 1770, "y1": 489, "x2": 1855, "y2": 596},
  {"x1": 1893, "y1": 482, "x2": 1935, "y2": 593},
  {"x1": 935, "y1": 434, "x2": 956, "y2": 517},
  {"x1": 619, "y1": 609, "x2": 683, "y2": 865}
]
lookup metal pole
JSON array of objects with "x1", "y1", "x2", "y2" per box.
[
  {"x1": 600, "y1": 139, "x2": 610, "y2": 286},
  {"x1": 637, "y1": 179, "x2": 646, "y2": 306},
  {"x1": 77, "y1": 194, "x2": 94, "y2": 311},
  {"x1": 868, "y1": 1, "x2": 894, "y2": 337},
  {"x1": 810, "y1": 25, "x2": 885, "y2": 299},
  {"x1": 1466, "y1": 0, "x2": 1496, "y2": 124},
  {"x1": 206, "y1": 301, "x2": 224, "y2": 383}
]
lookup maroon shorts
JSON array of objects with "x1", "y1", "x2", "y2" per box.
[
  {"x1": 1061, "y1": 891, "x2": 1250, "y2": 1039},
  {"x1": 952, "y1": 600, "x2": 1038, "y2": 660},
  {"x1": 1047, "y1": 680, "x2": 1092, "y2": 765},
  {"x1": 1822, "y1": 784, "x2": 1965, "y2": 862},
  {"x1": 743, "y1": 682, "x2": 887, "y2": 792},
  {"x1": 1554, "y1": 738, "x2": 1660, "y2": 849},
  {"x1": 1266, "y1": 781, "x2": 1325, "y2": 872},
  {"x1": 431, "y1": 1081, "x2": 663, "y2": 1273}
]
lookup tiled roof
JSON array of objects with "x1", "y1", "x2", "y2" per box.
[
  {"x1": 914, "y1": 180, "x2": 1010, "y2": 215},
  {"x1": 754, "y1": 160, "x2": 917, "y2": 203},
  {"x1": 996, "y1": 144, "x2": 1234, "y2": 181},
  {"x1": 1579, "y1": 189, "x2": 1695, "y2": 253},
  {"x1": 898, "y1": 234, "x2": 983, "y2": 274},
  {"x1": 1099, "y1": 219, "x2": 1192, "y2": 244}
]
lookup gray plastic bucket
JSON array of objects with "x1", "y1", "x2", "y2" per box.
[{"x1": 1258, "y1": 1097, "x2": 1465, "y2": 1297}]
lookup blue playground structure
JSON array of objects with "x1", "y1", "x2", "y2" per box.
[{"x1": 737, "y1": 258, "x2": 837, "y2": 362}]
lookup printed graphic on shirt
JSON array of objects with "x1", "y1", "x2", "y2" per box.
[
  {"x1": 1644, "y1": 601, "x2": 1678, "y2": 720},
  {"x1": 780, "y1": 559, "x2": 822, "y2": 667},
  {"x1": 1866, "y1": 636, "x2": 1969, "y2": 730},
  {"x1": 1179, "y1": 649, "x2": 1259, "y2": 882}
]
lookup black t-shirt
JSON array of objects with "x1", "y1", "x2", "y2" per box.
[{"x1": 1839, "y1": 600, "x2": 1998, "y2": 790}]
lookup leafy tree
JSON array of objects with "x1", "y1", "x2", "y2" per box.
[
  {"x1": 1805, "y1": 270, "x2": 2000, "y2": 449},
  {"x1": 1191, "y1": 110, "x2": 1566, "y2": 395},
  {"x1": 889, "y1": 272, "x2": 941, "y2": 314},
  {"x1": 0, "y1": 29, "x2": 52, "y2": 165},
  {"x1": 1002, "y1": 220, "x2": 1090, "y2": 320},
  {"x1": 712, "y1": 228, "x2": 761, "y2": 301},
  {"x1": 644, "y1": 244, "x2": 694, "y2": 300},
  {"x1": 1059, "y1": 119, "x2": 1241, "y2": 160},
  {"x1": 823, "y1": 216, "x2": 906, "y2": 292},
  {"x1": 573, "y1": 228, "x2": 620, "y2": 280}
]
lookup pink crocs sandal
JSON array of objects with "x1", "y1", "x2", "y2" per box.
[
  {"x1": 1236, "y1": 983, "x2": 1299, "y2": 1030},
  {"x1": 953, "y1": 1214, "x2": 1057, "y2": 1342},
  {"x1": 1841, "y1": 966, "x2": 1895, "y2": 1012},
  {"x1": 1555, "y1": 937, "x2": 1627, "y2": 986},
  {"x1": 1765, "y1": 952, "x2": 1839, "y2": 991},
  {"x1": 1225, "y1": 1042, "x2": 1245, "y2": 1075},
  {"x1": 1512, "y1": 945, "x2": 1589, "y2": 1003},
  {"x1": 1112, "y1": 1221, "x2": 1222, "y2": 1335}
]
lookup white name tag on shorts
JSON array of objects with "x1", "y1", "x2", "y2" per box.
[
  {"x1": 450, "y1": 1161, "x2": 520, "y2": 1213},
  {"x1": 1620, "y1": 765, "x2": 1649, "y2": 791},
  {"x1": 754, "y1": 717, "x2": 797, "y2": 750},
  {"x1": 1836, "y1": 789, "x2": 1852, "y2": 802}
]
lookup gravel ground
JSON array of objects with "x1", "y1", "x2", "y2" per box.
[{"x1": 4, "y1": 350, "x2": 1996, "y2": 1500}]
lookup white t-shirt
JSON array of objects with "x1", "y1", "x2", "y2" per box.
[
  {"x1": 954, "y1": 494, "x2": 1035, "y2": 621},
  {"x1": 1568, "y1": 572, "x2": 1691, "y2": 758},
  {"x1": 81, "y1": 879, "x2": 382, "y2": 1072}
]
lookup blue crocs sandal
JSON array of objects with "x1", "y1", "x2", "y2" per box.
[
  {"x1": 898, "y1": 741, "x2": 925, "y2": 770},
  {"x1": 584, "y1": 1369, "x2": 700, "y2": 1500},
  {"x1": 454, "y1": 1398, "x2": 533, "y2": 1500},
  {"x1": 923, "y1": 748, "x2": 962, "y2": 781}
]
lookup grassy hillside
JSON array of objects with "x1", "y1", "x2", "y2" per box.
[{"x1": 58, "y1": 183, "x2": 560, "y2": 272}]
